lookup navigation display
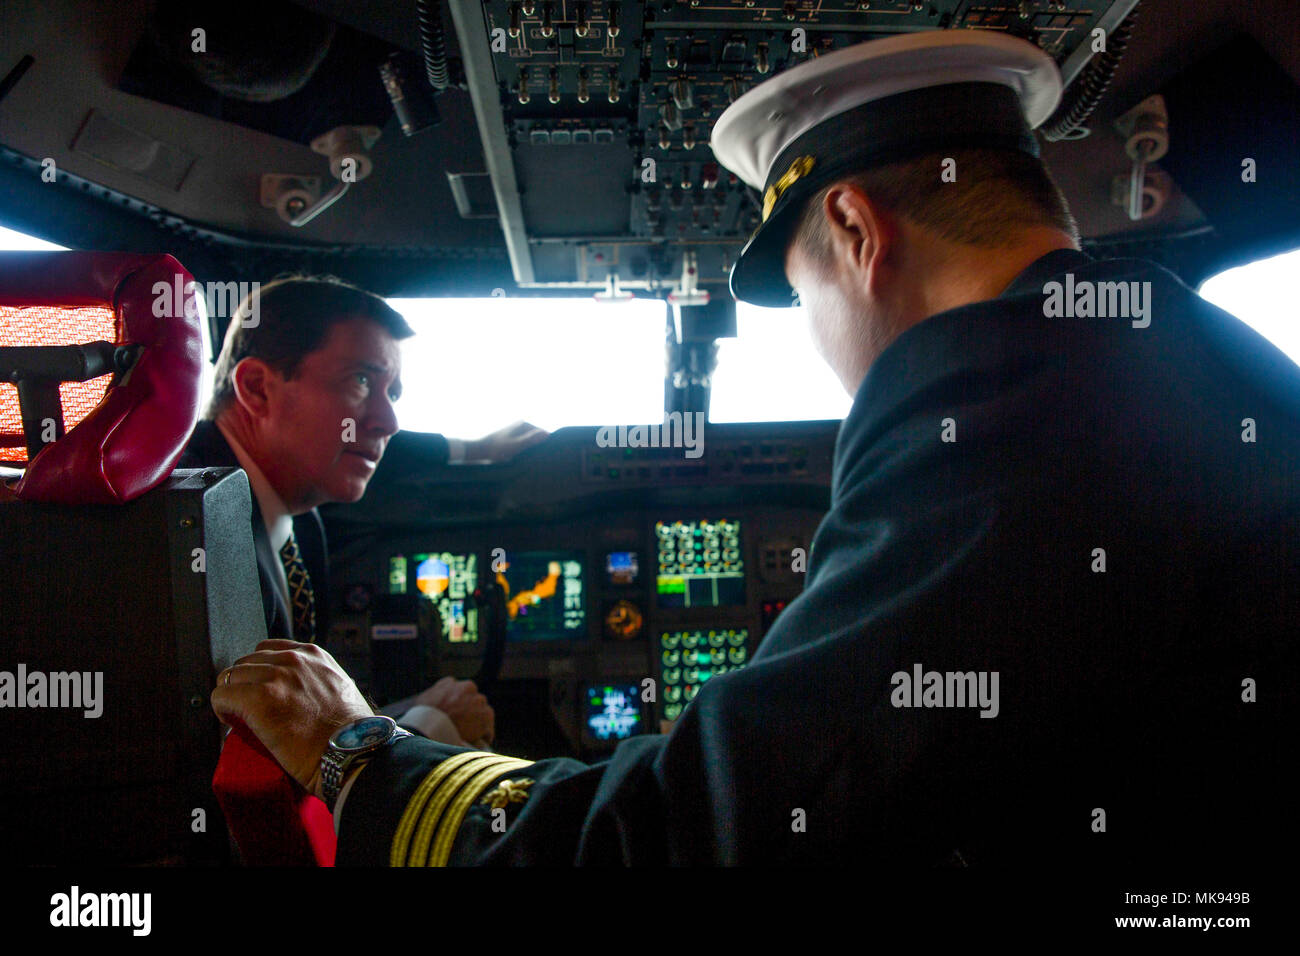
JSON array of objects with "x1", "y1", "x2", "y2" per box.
[
  {"x1": 584, "y1": 684, "x2": 644, "y2": 742},
  {"x1": 411, "y1": 552, "x2": 479, "y2": 644},
  {"x1": 497, "y1": 550, "x2": 586, "y2": 640},
  {"x1": 655, "y1": 519, "x2": 745, "y2": 608}
]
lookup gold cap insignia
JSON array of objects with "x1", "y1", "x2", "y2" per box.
[
  {"x1": 762, "y1": 155, "x2": 816, "y2": 223},
  {"x1": 480, "y1": 777, "x2": 534, "y2": 811}
]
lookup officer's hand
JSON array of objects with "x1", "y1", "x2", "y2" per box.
[
  {"x1": 415, "y1": 676, "x2": 495, "y2": 747},
  {"x1": 212, "y1": 640, "x2": 373, "y2": 798},
  {"x1": 462, "y1": 421, "x2": 548, "y2": 463}
]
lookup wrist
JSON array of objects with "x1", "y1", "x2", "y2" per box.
[{"x1": 318, "y1": 715, "x2": 413, "y2": 812}]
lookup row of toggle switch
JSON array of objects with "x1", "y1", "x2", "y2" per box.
[
  {"x1": 508, "y1": 2, "x2": 621, "y2": 40},
  {"x1": 517, "y1": 67, "x2": 619, "y2": 104}
]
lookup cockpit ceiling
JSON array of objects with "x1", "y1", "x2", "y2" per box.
[{"x1": 0, "y1": 0, "x2": 1296, "y2": 294}]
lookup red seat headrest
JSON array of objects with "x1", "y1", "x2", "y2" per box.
[{"x1": 0, "y1": 252, "x2": 203, "y2": 503}]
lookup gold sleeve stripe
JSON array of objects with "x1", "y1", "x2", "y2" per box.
[
  {"x1": 389, "y1": 751, "x2": 486, "y2": 867},
  {"x1": 429, "y1": 760, "x2": 535, "y2": 867},
  {"x1": 405, "y1": 755, "x2": 530, "y2": 867},
  {"x1": 406, "y1": 755, "x2": 517, "y2": 867}
]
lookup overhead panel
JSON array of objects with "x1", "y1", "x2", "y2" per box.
[{"x1": 465, "y1": 0, "x2": 1140, "y2": 292}]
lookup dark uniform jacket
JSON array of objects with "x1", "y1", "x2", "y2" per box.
[
  {"x1": 338, "y1": 249, "x2": 1299, "y2": 866},
  {"x1": 177, "y1": 419, "x2": 330, "y2": 643}
]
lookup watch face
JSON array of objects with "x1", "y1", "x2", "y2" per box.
[{"x1": 332, "y1": 716, "x2": 395, "y2": 752}]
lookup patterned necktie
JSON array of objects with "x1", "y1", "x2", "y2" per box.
[{"x1": 279, "y1": 534, "x2": 316, "y2": 644}]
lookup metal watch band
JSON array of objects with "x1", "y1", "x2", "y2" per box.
[{"x1": 321, "y1": 725, "x2": 413, "y2": 813}]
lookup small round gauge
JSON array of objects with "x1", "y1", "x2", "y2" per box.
[{"x1": 603, "y1": 600, "x2": 643, "y2": 640}]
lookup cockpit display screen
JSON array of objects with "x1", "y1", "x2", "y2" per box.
[
  {"x1": 411, "y1": 552, "x2": 479, "y2": 644},
  {"x1": 498, "y1": 550, "x2": 586, "y2": 640},
  {"x1": 606, "y1": 551, "x2": 639, "y2": 585},
  {"x1": 584, "y1": 684, "x2": 643, "y2": 741},
  {"x1": 659, "y1": 628, "x2": 750, "y2": 721},
  {"x1": 655, "y1": 519, "x2": 745, "y2": 608}
]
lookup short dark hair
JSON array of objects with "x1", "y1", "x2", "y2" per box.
[
  {"x1": 793, "y1": 147, "x2": 1079, "y2": 263},
  {"x1": 206, "y1": 275, "x2": 414, "y2": 419}
]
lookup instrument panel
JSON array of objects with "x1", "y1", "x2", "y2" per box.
[{"x1": 322, "y1": 421, "x2": 837, "y2": 756}]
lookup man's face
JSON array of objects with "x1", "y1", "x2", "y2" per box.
[
  {"x1": 784, "y1": 237, "x2": 876, "y2": 396},
  {"x1": 259, "y1": 316, "x2": 402, "y2": 510}
]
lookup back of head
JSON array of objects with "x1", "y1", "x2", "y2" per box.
[
  {"x1": 207, "y1": 275, "x2": 413, "y2": 420},
  {"x1": 791, "y1": 146, "x2": 1079, "y2": 267}
]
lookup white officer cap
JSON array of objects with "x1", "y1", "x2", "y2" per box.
[{"x1": 711, "y1": 31, "x2": 1063, "y2": 306}]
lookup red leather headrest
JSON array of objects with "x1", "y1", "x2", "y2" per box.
[{"x1": 0, "y1": 252, "x2": 203, "y2": 504}]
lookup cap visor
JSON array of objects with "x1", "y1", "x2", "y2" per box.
[{"x1": 729, "y1": 209, "x2": 801, "y2": 308}]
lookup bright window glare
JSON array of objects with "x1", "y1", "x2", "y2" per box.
[
  {"x1": 0, "y1": 223, "x2": 66, "y2": 251},
  {"x1": 388, "y1": 296, "x2": 665, "y2": 436},
  {"x1": 1199, "y1": 247, "x2": 1300, "y2": 367},
  {"x1": 710, "y1": 302, "x2": 852, "y2": 423}
]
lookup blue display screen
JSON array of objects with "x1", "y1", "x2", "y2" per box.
[{"x1": 585, "y1": 684, "x2": 643, "y2": 741}]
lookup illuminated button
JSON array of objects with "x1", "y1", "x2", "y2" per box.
[
  {"x1": 707, "y1": 631, "x2": 726, "y2": 648},
  {"x1": 662, "y1": 649, "x2": 680, "y2": 667},
  {"x1": 727, "y1": 630, "x2": 746, "y2": 646},
  {"x1": 663, "y1": 667, "x2": 681, "y2": 684},
  {"x1": 728, "y1": 646, "x2": 747, "y2": 664},
  {"x1": 681, "y1": 632, "x2": 699, "y2": 649},
  {"x1": 684, "y1": 684, "x2": 699, "y2": 701},
  {"x1": 661, "y1": 632, "x2": 680, "y2": 649},
  {"x1": 664, "y1": 686, "x2": 681, "y2": 703},
  {"x1": 711, "y1": 648, "x2": 726, "y2": 665},
  {"x1": 665, "y1": 703, "x2": 683, "y2": 720}
]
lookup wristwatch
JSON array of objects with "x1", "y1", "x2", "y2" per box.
[{"x1": 320, "y1": 715, "x2": 413, "y2": 813}]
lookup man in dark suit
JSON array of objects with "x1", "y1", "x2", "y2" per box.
[
  {"x1": 187, "y1": 275, "x2": 544, "y2": 747},
  {"x1": 212, "y1": 34, "x2": 1297, "y2": 866}
]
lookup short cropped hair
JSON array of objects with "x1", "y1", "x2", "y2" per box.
[
  {"x1": 206, "y1": 275, "x2": 414, "y2": 419},
  {"x1": 793, "y1": 147, "x2": 1079, "y2": 263}
]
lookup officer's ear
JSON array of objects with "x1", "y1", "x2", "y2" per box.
[
  {"x1": 230, "y1": 356, "x2": 281, "y2": 420},
  {"x1": 823, "y1": 183, "x2": 898, "y2": 293}
]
